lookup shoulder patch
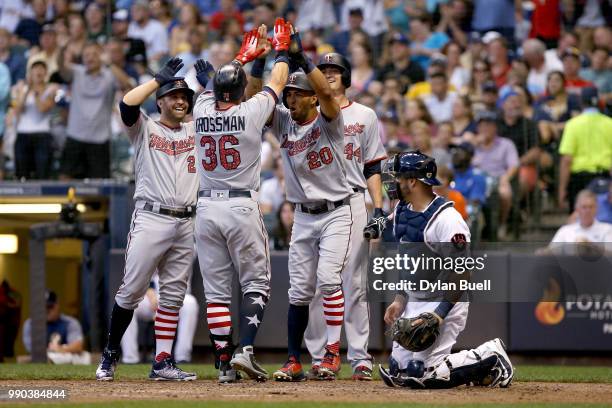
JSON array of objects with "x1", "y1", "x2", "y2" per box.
[{"x1": 451, "y1": 233, "x2": 467, "y2": 250}]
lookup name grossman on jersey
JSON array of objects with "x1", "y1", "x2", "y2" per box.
[
  {"x1": 195, "y1": 116, "x2": 246, "y2": 134},
  {"x1": 371, "y1": 279, "x2": 491, "y2": 292}
]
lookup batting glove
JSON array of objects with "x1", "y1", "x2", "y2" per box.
[
  {"x1": 235, "y1": 29, "x2": 264, "y2": 65},
  {"x1": 154, "y1": 57, "x2": 183, "y2": 85},
  {"x1": 364, "y1": 208, "x2": 388, "y2": 240},
  {"x1": 272, "y1": 17, "x2": 291, "y2": 51},
  {"x1": 194, "y1": 59, "x2": 215, "y2": 88}
]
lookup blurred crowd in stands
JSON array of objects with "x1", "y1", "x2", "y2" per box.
[{"x1": 0, "y1": 0, "x2": 610, "y2": 243}]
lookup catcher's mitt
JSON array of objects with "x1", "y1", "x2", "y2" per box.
[{"x1": 391, "y1": 312, "x2": 440, "y2": 352}]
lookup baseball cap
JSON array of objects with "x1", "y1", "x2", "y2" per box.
[
  {"x1": 451, "y1": 141, "x2": 475, "y2": 155},
  {"x1": 482, "y1": 31, "x2": 502, "y2": 44},
  {"x1": 482, "y1": 80, "x2": 498, "y2": 93},
  {"x1": 581, "y1": 86, "x2": 599, "y2": 107},
  {"x1": 112, "y1": 9, "x2": 129, "y2": 22},
  {"x1": 476, "y1": 110, "x2": 499, "y2": 123},
  {"x1": 46, "y1": 290, "x2": 58, "y2": 307},
  {"x1": 561, "y1": 47, "x2": 581, "y2": 60},
  {"x1": 348, "y1": 8, "x2": 363, "y2": 17},
  {"x1": 498, "y1": 90, "x2": 519, "y2": 106},
  {"x1": 389, "y1": 32, "x2": 409, "y2": 46}
]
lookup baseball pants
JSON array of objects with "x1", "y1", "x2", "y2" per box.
[
  {"x1": 195, "y1": 196, "x2": 271, "y2": 303},
  {"x1": 115, "y1": 209, "x2": 194, "y2": 311},
  {"x1": 304, "y1": 192, "x2": 371, "y2": 369},
  {"x1": 288, "y1": 204, "x2": 352, "y2": 305},
  {"x1": 392, "y1": 301, "x2": 469, "y2": 369},
  {"x1": 121, "y1": 293, "x2": 199, "y2": 363}
]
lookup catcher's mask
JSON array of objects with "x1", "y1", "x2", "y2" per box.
[{"x1": 383, "y1": 151, "x2": 441, "y2": 200}]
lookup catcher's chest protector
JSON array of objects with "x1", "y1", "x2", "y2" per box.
[{"x1": 394, "y1": 196, "x2": 452, "y2": 242}]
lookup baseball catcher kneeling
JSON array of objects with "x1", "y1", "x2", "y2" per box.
[{"x1": 366, "y1": 152, "x2": 514, "y2": 389}]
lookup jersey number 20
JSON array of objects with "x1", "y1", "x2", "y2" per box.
[
  {"x1": 200, "y1": 135, "x2": 241, "y2": 171},
  {"x1": 307, "y1": 147, "x2": 333, "y2": 170}
]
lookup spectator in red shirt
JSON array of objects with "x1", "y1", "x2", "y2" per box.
[
  {"x1": 209, "y1": 0, "x2": 244, "y2": 33},
  {"x1": 486, "y1": 36, "x2": 511, "y2": 89},
  {"x1": 561, "y1": 47, "x2": 594, "y2": 96},
  {"x1": 529, "y1": 0, "x2": 562, "y2": 49}
]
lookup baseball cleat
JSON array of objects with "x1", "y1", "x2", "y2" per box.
[
  {"x1": 96, "y1": 348, "x2": 119, "y2": 381},
  {"x1": 230, "y1": 345, "x2": 268, "y2": 382},
  {"x1": 273, "y1": 357, "x2": 306, "y2": 382},
  {"x1": 352, "y1": 365, "x2": 373, "y2": 381},
  {"x1": 490, "y1": 338, "x2": 514, "y2": 387},
  {"x1": 306, "y1": 363, "x2": 320, "y2": 380},
  {"x1": 148, "y1": 355, "x2": 197, "y2": 381},
  {"x1": 318, "y1": 346, "x2": 341, "y2": 380},
  {"x1": 218, "y1": 355, "x2": 240, "y2": 383}
]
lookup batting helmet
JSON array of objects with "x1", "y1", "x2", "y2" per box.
[
  {"x1": 156, "y1": 77, "x2": 194, "y2": 114},
  {"x1": 282, "y1": 71, "x2": 315, "y2": 108},
  {"x1": 382, "y1": 150, "x2": 440, "y2": 199},
  {"x1": 213, "y1": 62, "x2": 247, "y2": 103},
  {"x1": 317, "y1": 52, "x2": 351, "y2": 88}
]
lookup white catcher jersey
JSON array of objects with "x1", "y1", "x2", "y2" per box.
[
  {"x1": 193, "y1": 89, "x2": 277, "y2": 191},
  {"x1": 270, "y1": 107, "x2": 352, "y2": 203},
  {"x1": 124, "y1": 111, "x2": 199, "y2": 207},
  {"x1": 341, "y1": 101, "x2": 387, "y2": 189}
]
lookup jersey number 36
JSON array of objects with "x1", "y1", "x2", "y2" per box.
[{"x1": 200, "y1": 135, "x2": 241, "y2": 171}]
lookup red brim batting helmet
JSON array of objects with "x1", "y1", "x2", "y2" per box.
[
  {"x1": 317, "y1": 52, "x2": 352, "y2": 89},
  {"x1": 282, "y1": 71, "x2": 316, "y2": 108},
  {"x1": 213, "y1": 62, "x2": 247, "y2": 103},
  {"x1": 156, "y1": 77, "x2": 195, "y2": 114}
]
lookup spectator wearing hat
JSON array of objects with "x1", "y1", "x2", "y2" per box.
[
  {"x1": 58, "y1": 42, "x2": 133, "y2": 179},
  {"x1": 327, "y1": 8, "x2": 366, "y2": 57},
  {"x1": 480, "y1": 80, "x2": 499, "y2": 113},
  {"x1": 112, "y1": 9, "x2": 147, "y2": 68},
  {"x1": 378, "y1": 32, "x2": 425, "y2": 95},
  {"x1": 409, "y1": 14, "x2": 450, "y2": 70},
  {"x1": 27, "y1": 24, "x2": 59, "y2": 79},
  {"x1": 472, "y1": 110, "x2": 520, "y2": 237},
  {"x1": 0, "y1": 28, "x2": 26, "y2": 85},
  {"x1": 558, "y1": 87, "x2": 612, "y2": 212},
  {"x1": 14, "y1": 0, "x2": 47, "y2": 47},
  {"x1": 22, "y1": 291, "x2": 91, "y2": 365},
  {"x1": 451, "y1": 142, "x2": 488, "y2": 206},
  {"x1": 497, "y1": 90, "x2": 541, "y2": 194},
  {"x1": 128, "y1": 0, "x2": 169, "y2": 67},
  {"x1": 422, "y1": 71, "x2": 458, "y2": 124},
  {"x1": 580, "y1": 47, "x2": 612, "y2": 102},
  {"x1": 10, "y1": 60, "x2": 57, "y2": 179},
  {"x1": 562, "y1": 47, "x2": 594, "y2": 96}
]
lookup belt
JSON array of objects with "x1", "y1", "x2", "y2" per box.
[
  {"x1": 142, "y1": 202, "x2": 195, "y2": 218},
  {"x1": 295, "y1": 197, "x2": 349, "y2": 215},
  {"x1": 198, "y1": 189, "x2": 252, "y2": 199}
]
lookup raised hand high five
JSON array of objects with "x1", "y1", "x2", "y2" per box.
[
  {"x1": 272, "y1": 17, "x2": 291, "y2": 51},
  {"x1": 235, "y1": 29, "x2": 265, "y2": 65},
  {"x1": 154, "y1": 57, "x2": 184, "y2": 85}
]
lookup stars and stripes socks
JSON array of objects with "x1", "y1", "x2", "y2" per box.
[
  {"x1": 207, "y1": 303, "x2": 232, "y2": 350},
  {"x1": 324, "y1": 289, "x2": 344, "y2": 354},
  {"x1": 239, "y1": 293, "x2": 268, "y2": 348},
  {"x1": 154, "y1": 306, "x2": 179, "y2": 361}
]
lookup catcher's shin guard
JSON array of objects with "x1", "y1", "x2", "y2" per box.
[{"x1": 422, "y1": 354, "x2": 499, "y2": 389}]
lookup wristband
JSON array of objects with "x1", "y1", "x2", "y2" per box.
[
  {"x1": 301, "y1": 56, "x2": 316, "y2": 74},
  {"x1": 274, "y1": 50, "x2": 289, "y2": 65},
  {"x1": 250, "y1": 58, "x2": 266, "y2": 78},
  {"x1": 434, "y1": 300, "x2": 454, "y2": 319}
]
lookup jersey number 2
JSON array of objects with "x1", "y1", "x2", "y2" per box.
[
  {"x1": 307, "y1": 147, "x2": 333, "y2": 170},
  {"x1": 200, "y1": 135, "x2": 241, "y2": 171},
  {"x1": 187, "y1": 155, "x2": 196, "y2": 173}
]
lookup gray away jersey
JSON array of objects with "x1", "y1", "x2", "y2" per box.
[
  {"x1": 125, "y1": 111, "x2": 199, "y2": 207},
  {"x1": 341, "y1": 101, "x2": 387, "y2": 189},
  {"x1": 270, "y1": 107, "x2": 352, "y2": 203},
  {"x1": 193, "y1": 90, "x2": 277, "y2": 191}
]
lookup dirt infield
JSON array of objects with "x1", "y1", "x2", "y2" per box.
[{"x1": 2, "y1": 380, "x2": 611, "y2": 405}]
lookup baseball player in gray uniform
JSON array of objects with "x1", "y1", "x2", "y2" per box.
[
  {"x1": 260, "y1": 37, "x2": 352, "y2": 381},
  {"x1": 96, "y1": 58, "x2": 199, "y2": 381},
  {"x1": 191, "y1": 21, "x2": 290, "y2": 383},
  {"x1": 304, "y1": 53, "x2": 387, "y2": 381}
]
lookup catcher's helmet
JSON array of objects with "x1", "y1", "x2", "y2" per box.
[
  {"x1": 382, "y1": 150, "x2": 440, "y2": 199},
  {"x1": 282, "y1": 71, "x2": 315, "y2": 108},
  {"x1": 155, "y1": 77, "x2": 194, "y2": 114},
  {"x1": 213, "y1": 62, "x2": 247, "y2": 103},
  {"x1": 318, "y1": 52, "x2": 351, "y2": 88}
]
